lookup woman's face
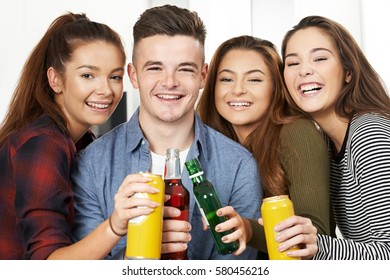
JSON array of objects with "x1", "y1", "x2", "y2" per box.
[
  {"x1": 215, "y1": 49, "x2": 273, "y2": 140},
  {"x1": 283, "y1": 27, "x2": 350, "y2": 121},
  {"x1": 54, "y1": 41, "x2": 125, "y2": 139}
]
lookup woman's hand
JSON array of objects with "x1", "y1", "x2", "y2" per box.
[
  {"x1": 109, "y1": 173, "x2": 161, "y2": 236},
  {"x1": 214, "y1": 206, "x2": 252, "y2": 255},
  {"x1": 259, "y1": 215, "x2": 318, "y2": 259}
]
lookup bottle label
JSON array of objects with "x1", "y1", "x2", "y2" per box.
[
  {"x1": 128, "y1": 192, "x2": 148, "y2": 224},
  {"x1": 188, "y1": 171, "x2": 204, "y2": 179},
  {"x1": 194, "y1": 198, "x2": 209, "y2": 227}
]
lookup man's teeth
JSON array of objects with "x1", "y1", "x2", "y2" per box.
[
  {"x1": 228, "y1": 102, "x2": 251, "y2": 107},
  {"x1": 158, "y1": 94, "x2": 180, "y2": 100},
  {"x1": 87, "y1": 102, "x2": 109, "y2": 109}
]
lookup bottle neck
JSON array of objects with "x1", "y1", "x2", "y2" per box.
[
  {"x1": 189, "y1": 170, "x2": 206, "y2": 184},
  {"x1": 165, "y1": 157, "x2": 181, "y2": 179}
]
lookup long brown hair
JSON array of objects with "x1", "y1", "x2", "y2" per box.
[
  {"x1": 197, "y1": 35, "x2": 303, "y2": 196},
  {"x1": 0, "y1": 12, "x2": 126, "y2": 145},
  {"x1": 281, "y1": 15, "x2": 390, "y2": 120}
]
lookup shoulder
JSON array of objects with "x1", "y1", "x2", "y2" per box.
[
  {"x1": 349, "y1": 113, "x2": 390, "y2": 152},
  {"x1": 79, "y1": 121, "x2": 128, "y2": 157},
  {"x1": 11, "y1": 115, "x2": 71, "y2": 150},
  {"x1": 202, "y1": 124, "x2": 254, "y2": 158},
  {"x1": 280, "y1": 119, "x2": 324, "y2": 147},
  {"x1": 351, "y1": 113, "x2": 390, "y2": 137}
]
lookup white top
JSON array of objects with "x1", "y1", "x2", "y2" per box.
[{"x1": 150, "y1": 147, "x2": 190, "y2": 178}]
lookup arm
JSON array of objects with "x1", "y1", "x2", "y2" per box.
[
  {"x1": 315, "y1": 118, "x2": 390, "y2": 260},
  {"x1": 14, "y1": 134, "x2": 74, "y2": 259},
  {"x1": 280, "y1": 119, "x2": 333, "y2": 236},
  {"x1": 70, "y1": 154, "x2": 160, "y2": 259}
]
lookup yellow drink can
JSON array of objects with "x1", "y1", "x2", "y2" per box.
[
  {"x1": 125, "y1": 173, "x2": 165, "y2": 259},
  {"x1": 261, "y1": 195, "x2": 300, "y2": 260}
]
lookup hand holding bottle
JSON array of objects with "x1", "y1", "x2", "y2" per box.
[
  {"x1": 213, "y1": 206, "x2": 250, "y2": 255},
  {"x1": 161, "y1": 206, "x2": 192, "y2": 254}
]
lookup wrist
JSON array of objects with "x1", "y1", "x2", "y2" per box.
[{"x1": 108, "y1": 215, "x2": 126, "y2": 237}]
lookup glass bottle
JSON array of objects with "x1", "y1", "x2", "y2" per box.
[
  {"x1": 185, "y1": 158, "x2": 239, "y2": 255},
  {"x1": 161, "y1": 148, "x2": 189, "y2": 260}
]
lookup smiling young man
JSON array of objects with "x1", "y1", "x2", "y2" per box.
[{"x1": 71, "y1": 5, "x2": 262, "y2": 260}]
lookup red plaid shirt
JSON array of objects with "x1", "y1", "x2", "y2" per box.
[{"x1": 0, "y1": 115, "x2": 93, "y2": 259}]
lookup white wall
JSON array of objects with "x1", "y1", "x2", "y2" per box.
[{"x1": 1, "y1": 0, "x2": 389, "y2": 123}]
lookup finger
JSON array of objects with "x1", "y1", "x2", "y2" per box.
[
  {"x1": 162, "y1": 231, "x2": 192, "y2": 243},
  {"x1": 258, "y1": 218, "x2": 264, "y2": 226},
  {"x1": 275, "y1": 223, "x2": 316, "y2": 243},
  {"x1": 215, "y1": 217, "x2": 238, "y2": 233},
  {"x1": 116, "y1": 173, "x2": 151, "y2": 192},
  {"x1": 161, "y1": 242, "x2": 188, "y2": 254},
  {"x1": 274, "y1": 215, "x2": 310, "y2": 232},
  {"x1": 163, "y1": 206, "x2": 181, "y2": 218},
  {"x1": 163, "y1": 219, "x2": 191, "y2": 232},
  {"x1": 216, "y1": 206, "x2": 235, "y2": 217}
]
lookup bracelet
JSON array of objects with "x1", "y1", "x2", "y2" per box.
[{"x1": 108, "y1": 215, "x2": 126, "y2": 237}]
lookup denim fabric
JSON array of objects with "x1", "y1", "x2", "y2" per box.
[{"x1": 71, "y1": 108, "x2": 262, "y2": 260}]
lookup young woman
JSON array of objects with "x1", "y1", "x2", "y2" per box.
[
  {"x1": 282, "y1": 15, "x2": 390, "y2": 259},
  {"x1": 197, "y1": 35, "x2": 334, "y2": 259},
  {"x1": 0, "y1": 12, "x2": 159, "y2": 260}
]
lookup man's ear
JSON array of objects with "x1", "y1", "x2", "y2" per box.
[
  {"x1": 200, "y1": 63, "x2": 208, "y2": 89},
  {"x1": 47, "y1": 67, "x2": 63, "y2": 93},
  {"x1": 128, "y1": 63, "x2": 139, "y2": 89}
]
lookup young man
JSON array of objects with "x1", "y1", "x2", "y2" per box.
[{"x1": 71, "y1": 4, "x2": 262, "y2": 260}]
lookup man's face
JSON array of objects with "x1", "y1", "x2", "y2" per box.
[{"x1": 129, "y1": 35, "x2": 207, "y2": 124}]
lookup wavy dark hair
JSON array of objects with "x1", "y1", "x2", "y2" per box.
[
  {"x1": 281, "y1": 15, "x2": 390, "y2": 120},
  {"x1": 197, "y1": 35, "x2": 304, "y2": 196},
  {"x1": 0, "y1": 12, "x2": 126, "y2": 145}
]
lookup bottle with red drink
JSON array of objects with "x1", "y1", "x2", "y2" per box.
[{"x1": 161, "y1": 148, "x2": 190, "y2": 260}]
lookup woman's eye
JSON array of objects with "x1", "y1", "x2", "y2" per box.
[
  {"x1": 111, "y1": 75, "x2": 123, "y2": 81},
  {"x1": 219, "y1": 77, "x2": 233, "y2": 82},
  {"x1": 81, "y1": 73, "x2": 94, "y2": 79},
  {"x1": 286, "y1": 62, "x2": 299, "y2": 67},
  {"x1": 315, "y1": 57, "x2": 327, "y2": 62},
  {"x1": 248, "y1": 78, "x2": 262, "y2": 82}
]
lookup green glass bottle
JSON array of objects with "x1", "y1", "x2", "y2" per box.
[{"x1": 185, "y1": 158, "x2": 239, "y2": 255}]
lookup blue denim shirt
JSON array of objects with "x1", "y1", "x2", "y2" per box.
[{"x1": 71, "y1": 108, "x2": 262, "y2": 260}]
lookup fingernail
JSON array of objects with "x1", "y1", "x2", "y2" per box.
[
  {"x1": 151, "y1": 187, "x2": 160, "y2": 193},
  {"x1": 215, "y1": 226, "x2": 221, "y2": 232},
  {"x1": 221, "y1": 236, "x2": 227, "y2": 242},
  {"x1": 278, "y1": 244, "x2": 285, "y2": 252},
  {"x1": 275, "y1": 234, "x2": 281, "y2": 242},
  {"x1": 217, "y1": 210, "x2": 222, "y2": 216}
]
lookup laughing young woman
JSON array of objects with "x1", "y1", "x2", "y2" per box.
[{"x1": 282, "y1": 15, "x2": 390, "y2": 259}]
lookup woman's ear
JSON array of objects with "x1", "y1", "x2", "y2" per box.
[
  {"x1": 345, "y1": 70, "x2": 352, "y2": 83},
  {"x1": 47, "y1": 67, "x2": 63, "y2": 93}
]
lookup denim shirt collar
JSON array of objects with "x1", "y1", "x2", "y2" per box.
[{"x1": 124, "y1": 107, "x2": 210, "y2": 161}]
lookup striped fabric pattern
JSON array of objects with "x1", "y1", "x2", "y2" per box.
[{"x1": 314, "y1": 113, "x2": 390, "y2": 260}]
